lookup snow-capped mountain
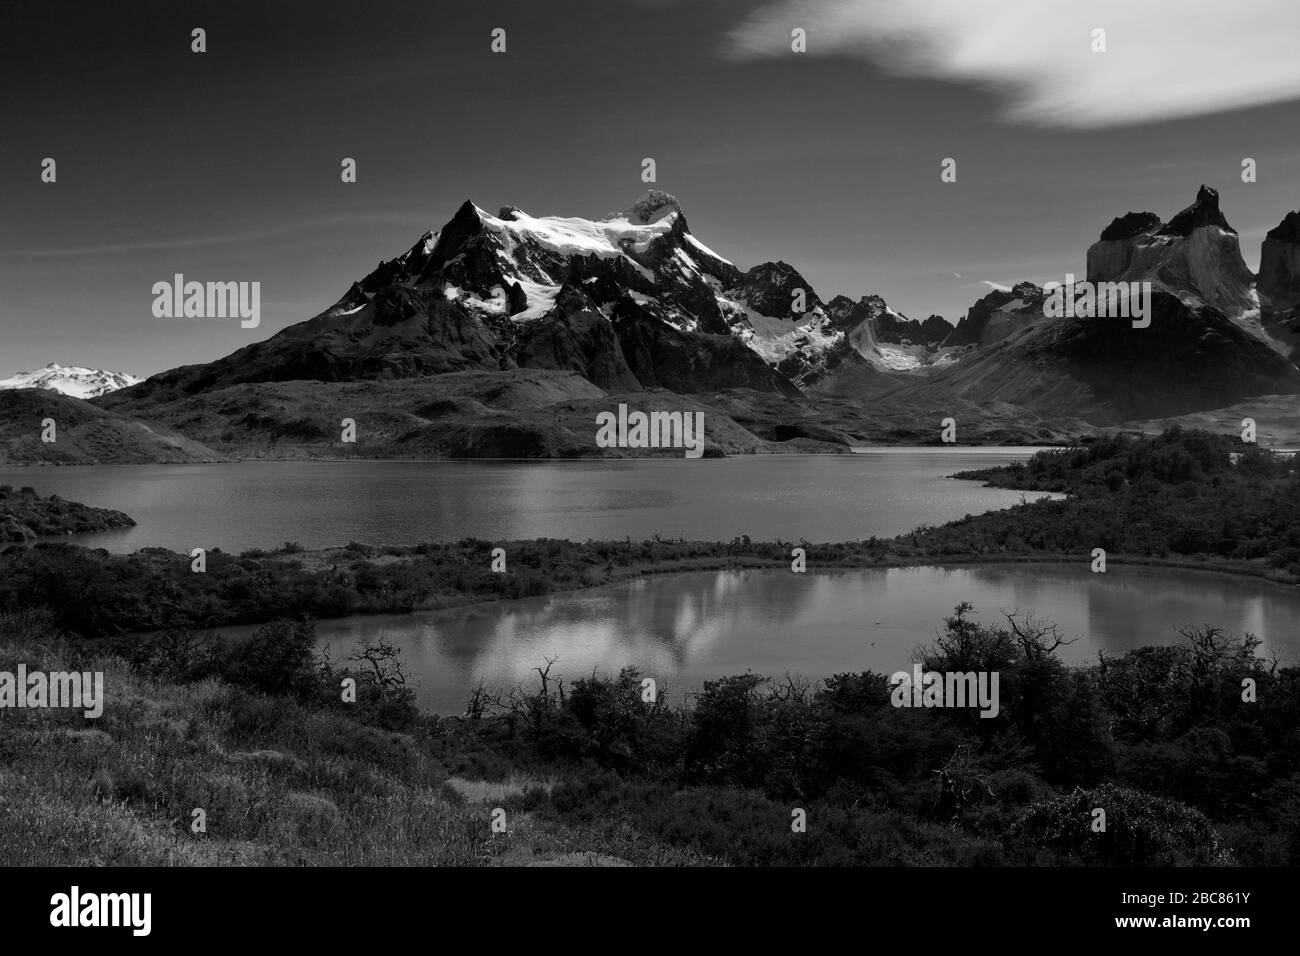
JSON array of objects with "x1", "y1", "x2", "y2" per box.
[
  {"x1": 103, "y1": 184, "x2": 1298, "y2": 431},
  {"x1": 0, "y1": 363, "x2": 142, "y2": 399},
  {"x1": 117, "y1": 189, "x2": 938, "y2": 400}
]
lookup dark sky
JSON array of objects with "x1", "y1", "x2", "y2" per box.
[{"x1": 4, "y1": 0, "x2": 1300, "y2": 377}]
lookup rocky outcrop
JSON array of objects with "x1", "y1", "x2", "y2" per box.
[
  {"x1": 1099, "y1": 211, "x2": 1161, "y2": 242},
  {"x1": 734, "y1": 261, "x2": 823, "y2": 318},
  {"x1": 825, "y1": 295, "x2": 949, "y2": 347},
  {"x1": 612, "y1": 299, "x2": 800, "y2": 396},
  {"x1": 888, "y1": 285, "x2": 1300, "y2": 423},
  {"x1": 1259, "y1": 210, "x2": 1300, "y2": 316},
  {"x1": 943, "y1": 283, "x2": 1045, "y2": 348},
  {"x1": 1159, "y1": 184, "x2": 1235, "y2": 236},
  {"x1": 514, "y1": 286, "x2": 641, "y2": 390},
  {"x1": 1085, "y1": 185, "x2": 1255, "y2": 317},
  {"x1": 884, "y1": 186, "x2": 1300, "y2": 424},
  {"x1": 618, "y1": 189, "x2": 682, "y2": 225},
  {"x1": 919, "y1": 315, "x2": 953, "y2": 344}
]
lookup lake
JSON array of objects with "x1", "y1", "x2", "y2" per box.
[
  {"x1": 304, "y1": 565, "x2": 1300, "y2": 713},
  {"x1": 8, "y1": 449, "x2": 1293, "y2": 715},
  {"x1": 0, "y1": 448, "x2": 1058, "y2": 553}
]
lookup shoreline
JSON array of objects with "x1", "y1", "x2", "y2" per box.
[
  {"x1": 412, "y1": 550, "x2": 1299, "y2": 617},
  {"x1": 132, "y1": 546, "x2": 1300, "y2": 641},
  {"x1": 8, "y1": 431, "x2": 1297, "y2": 640},
  {"x1": 0, "y1": 444, "x2": 1066, "y2": 468},
  {"x1": 3, "y1": 440, "x2": 1296, "y2": 468}
]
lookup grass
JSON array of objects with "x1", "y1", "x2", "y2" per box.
[
  {"x1": 1, "y1": 600, "x2": 1290, "y2": 867},
  {"x1": 0, "y1": 618, "x2": 709, "y2": 866}
]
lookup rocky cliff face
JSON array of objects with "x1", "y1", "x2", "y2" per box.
[
  {"x1": 943, "y1": 283, "x2": 1046, "y2": 349},
  {"x1": 880, "y1": 186, "x2": 1300, "y2": 423},
  {"x1": 815, "y1": 294, "x2": 955, "y2": 378},
  {"x1": 1085, "y1": 185, "x2": 1256, "y2": 316},
  {"x1": 1259, "y1": 210, "x2": 1300, "y2": 316}
]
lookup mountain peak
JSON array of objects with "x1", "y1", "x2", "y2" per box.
[
  {"x1": 614, "y1": 189, "x2": 681, "y2": 224},
  {"x1": 1259, "y1": 210, "x2": 1300, "y2": 314},
  {"x1": 1159, "y1": 183, "x2": 1234, "y2": 236},
  {"x1": 1099, "y1": 211, "x2": 1161, "y2": 241},
  {"x1": 1086, "y1": 184, "x2": 1254, "y2": 315},
  {"x1": 0, "y1": 364, "x2": 142, "y2": 399},
  {"x1": 1266, "y1": 209, "x2": 1300, "y2": 243}
]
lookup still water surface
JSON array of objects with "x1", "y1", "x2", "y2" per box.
[
  {"x1": 0, "y1": 449, "x2": 1057, "y2": 552},
  {"x1": 299, "y1": 565, "x2": 1300, "y2": 713},
  {"x1": 14, "y1": 450, "x2": 1285, "y2": 715}
]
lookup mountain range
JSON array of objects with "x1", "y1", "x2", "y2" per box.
[
  {"x1": 0, "y1": 363, "x2": 141, "y2": 400},
  {"x1": 5, "y1": 185, "x2": 1300, "y2": 462},
  {"x1": 869, "y1": 186, "x2": 1300, "y2": 423}
]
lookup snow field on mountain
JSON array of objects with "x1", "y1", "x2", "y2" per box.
[
  {"x1": 478, "y1": 205, "x2": 678, "y2": 260},
  {"x1": 0, "y1": 364, "x2": 141, "y2": 399}
]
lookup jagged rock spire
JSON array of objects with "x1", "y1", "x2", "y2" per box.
[{"x1": 1159, "y1": 184, "x2": 1234, "y2": 236}]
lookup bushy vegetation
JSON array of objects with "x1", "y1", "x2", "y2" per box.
[
  {"x1": 4, "y1": 429, "x2": 1295, "y2": 639},
  {"x1": 933, "y1": 428, "x2": 1300, "y2": 576},
  {"x1": 4, "y1": 428, "x2": 1298, "y2": 865},
  {"x1": 447, "y1": 602, "x2": 1297, "y2": 866},
  {"x1": 4, "y1": 597, "x2": 1295, "y2": 866},
  {"x1": 0, "y1": 484, "x2": 135, "y2": 543},
  {"x1": 0, "y1": 535, "x2": 870, "y2": 635}
]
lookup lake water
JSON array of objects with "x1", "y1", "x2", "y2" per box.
[
  {"x1": 304, "y1": 565, "x2": 1300, "y2": 713},
  {"x1": 0, "y1": 448, "x2": 1057, "y2": 553},
  {"x1": 8, "y1": 450, "x2": 1293, "y2": 715}
]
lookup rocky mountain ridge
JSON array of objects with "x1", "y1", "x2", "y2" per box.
[
  {"x1": 77, "y1": 184, "x2": 1300, "y2": 458},
  {"x1": 0, "y1": 363, "x2": 141, "y2": 399}
]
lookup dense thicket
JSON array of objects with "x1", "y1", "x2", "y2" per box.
[
  {"x1": 911, "y1": 428, "x2": 1300, "y2": 573},
  {"x1": 98, "y1": 603, "x2": 1300, "y2": 865}
]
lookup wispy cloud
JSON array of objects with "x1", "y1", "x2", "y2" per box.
[
  {"x1": 10, "y1": 214, "x2": 428, "y2": 258},
  {"x1": 723, "y1": 0, "x2": 1300, "y2": 128},
  {"x1": 981, "y1": 280, "x2": 1013, "y2": 292}
]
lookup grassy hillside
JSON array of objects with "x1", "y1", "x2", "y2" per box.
[
  {"x1": 0, "y1": 609, "x2": 699, "y2": 866},
  {"x1": 96, "y1": 369, "x2": 837, "y2": 458},
  {"x1": 0, "y1": 388, "x2": 220, "y2": 464},
  {"x1": 1124, "y1": 393, "x2": 1300, "y2": 447}
]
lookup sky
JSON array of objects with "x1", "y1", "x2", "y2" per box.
[{"x1": 5, "y1": 0, "x2": 1300, "y2": 377}]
